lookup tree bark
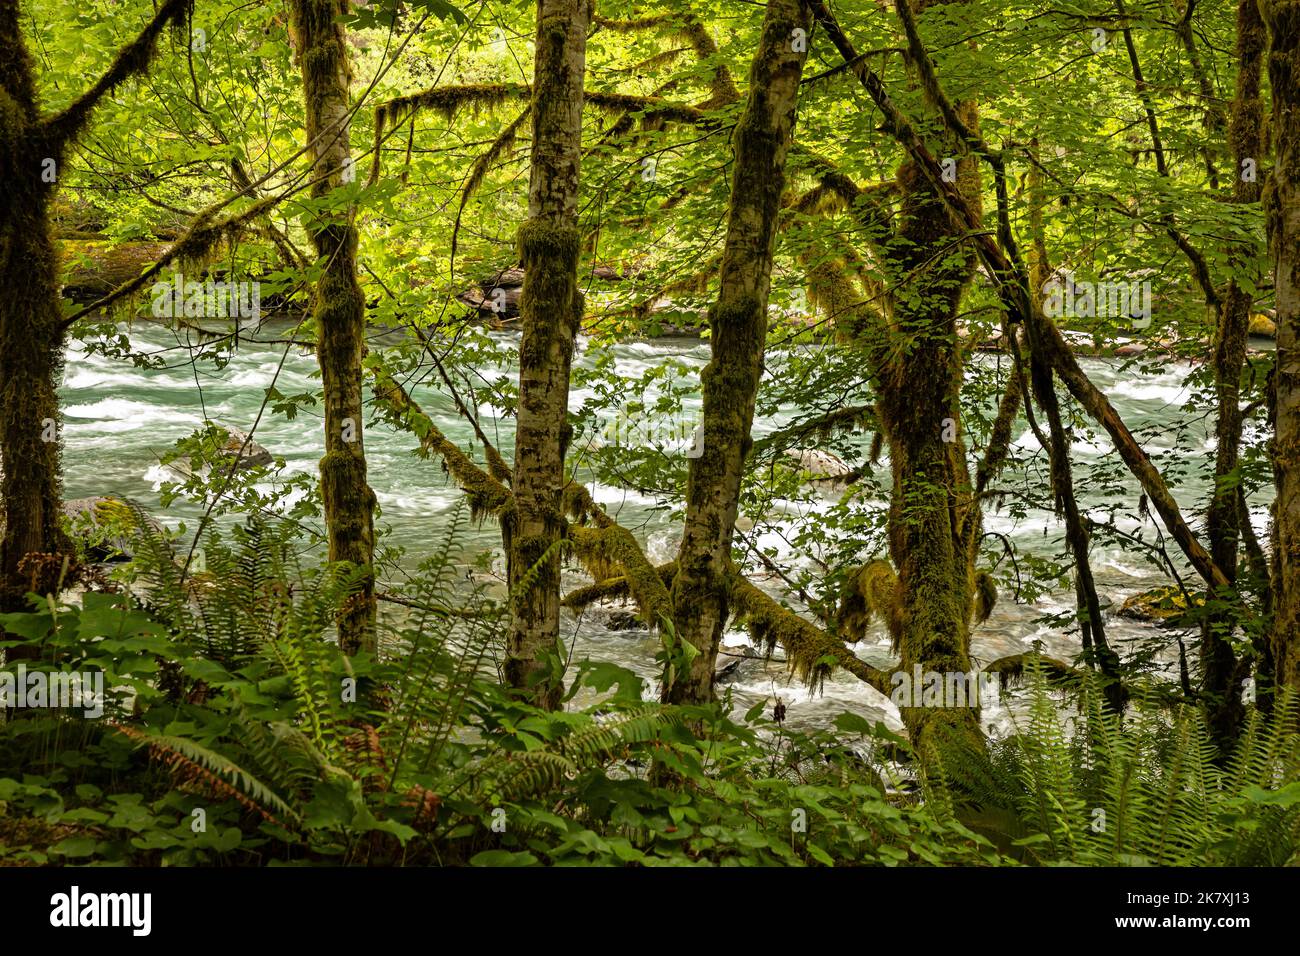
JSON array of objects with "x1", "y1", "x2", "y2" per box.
[
  {"x1": 290, "y1": 0, "x2": 378, "y2": 656},
  {"x1": 504, "y1": 0, "x2": 590, "y2": 707},
  {"x1": 0, "y1": 9, "x2": 68, "y2": 654},
  {"x1": 875, "y1": 114, "x2": 986, "y2": 753},
  {"x1": 664, "y1": 0, "x2": 811, "y2": 705},
  {"x1": 1, "y1": 0, "x2": 190, "y2": 660},
  {"x1": 1203, "y1": 0, "x2": 1268, "y2": 743},
  {"x1": 1264, "y1": 0, "x2": 1300, "y2": 689}
]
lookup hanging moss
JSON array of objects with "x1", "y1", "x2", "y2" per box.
[
  {"x1": 973, "y1": 570, "x2": 998, "y2": 624},
  {"x1": 730, "y1": 575, "x2": 892, "y2": 696},
  {"x1": 973, "y1": 366, "x2": 1022, "y2": 497},
  {"x1": 41, "y1": 0, "x2": 194, "y2": 148},
  {"x1": 568, "y1": 525, "x2": 674, "y2": 628},
  {"x1": 64, "y1": 195, "x2": 280, "y2": 324},
  {"x1": 836, "y1": 559, "x2": 903, "y2": 645},
  {"x1": 371, "y1": 83, "x2": 705, "y2": 184},
  {"x1": 449, "y1": 107, "x2": 530, "y2": 262}
]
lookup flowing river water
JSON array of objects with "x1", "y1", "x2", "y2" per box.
[{"x1": 60, "y1": 322, "x2": 1248, "y2": 737}]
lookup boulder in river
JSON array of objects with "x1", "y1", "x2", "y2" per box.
[
  {"x1": 219, "y1": 426, "x2": 274, "y2": 469},
  {"x1": 1117, "y1": 585, "x2": 1203, "y2": 627},
  {"x1": 165, "y1": 422, "x2": 274, "y2": 477},
  {"x1": 63, "y1": 496, "x2": 166, "y2": 562},
  {"x1": 1249, "y1": 313, "x2": 1277, "y2": 338},
  {"x1": 783, "y1": 448, "x2": 854, "y2": 484}
]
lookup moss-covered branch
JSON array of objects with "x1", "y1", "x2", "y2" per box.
[
  {"x1": 972, "y1": 363, "x2": 1021, "y2": 498},
  {"x1": 592, "y1": 14, "x2": 675, "y2": 30},
  {"x1": 593, "y1": 11, "x2": 739, "y2": 105},
  {"x1": 62, "y1": 195, "x2": 281, "y2": 326},
  {"x1": 412, "y1": 327, "x2": 514, "y2": 485},
  {"x1": 568, "y1": 526, "x2": 675, "y2": 627},
  {"x1": 731, "y1": 575, "x2": 892, "y2": 696},
  {"x1": 561, "y1": 561, "x2": 677, "y2": 610},
  {"x1": 562, "y1": 482, "x2": 675, "y2": 627},
  {"x1": 446, "y1": 106, "x2": 532, "y2": 263},
  {"x1": 41, "y1": 0, "x2": 194, "y2": 148},
  {"x1": 371, "y1": 84, "x2": 707, "y2": 180},
  {"x1": 369, "y1": 365, "x2": 510, "y2": 521}
]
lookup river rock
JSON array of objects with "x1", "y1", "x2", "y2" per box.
[
  {"x1": 63, "y1": 496, "x2": 166, "y2": 561},
  {"x1": 783, "y1": 448, "x2": 853, "y2": 482},
  {"x1": 1114, "y1": 341, "x2": 1147, "y2": 357},
  {"x1": 1117, "y1": 585, "x2": 1203, "y2": 627},
  {"x1": 219, "y1": 426, "x2": 273, "y2": 469},
  {"x1": 1249, "y1": 313, "x2": 1277, "y2": 338},
  {"x1": 164, "y1": 423, "x2": 274, "y2": 477}
]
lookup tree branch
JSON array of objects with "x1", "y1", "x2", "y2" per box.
[{"x1": 42, "y1": 0, "x2": 193, "y2": 148}]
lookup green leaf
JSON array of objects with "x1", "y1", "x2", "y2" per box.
[
  {"x1": 50, "y1": 836, "x2": 101, "y2": 858},
  {"x1": 470, "y1": 849, "x2": 538, "y2": 867}
]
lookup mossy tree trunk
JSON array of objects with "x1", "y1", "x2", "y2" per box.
[
  {"x1": 0, "y1": 13, "x2": 68, "y2": 653},
  {"x1": 1203, "y1": 0, "x2": 1268, "y2": 744},
  {"x1": 0, "y1": 0, "x2": 190, "y2": 660},
  {"x1": 290, "y1": 0, "x2": 378, "y2": 656},
  {"x1": 875, "y1": 130, "x2": 985, "y2": 755},
  {"x1": 840, "y1": 0, "x2": 985, "y2": 755},
  {"x1": 664, "y1": 0, "x2": 811, "y2": 705},
  {"x1": 504, "y1": 0, "x2": 590, "y2": 707},
  {"x1": 1265, "y1": 0, "x2": 1300, "y2": 690}
]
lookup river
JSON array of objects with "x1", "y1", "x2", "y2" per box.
[{"x1": 60, "y1": 322, "x2": 1245, "y2": 736}]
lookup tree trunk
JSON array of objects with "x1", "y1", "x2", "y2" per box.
[
  {"x1": 0, "y1": 10, "x2": 70, "y2": 657},
  {"x1": 291, "y1": 0, "x2": 377, "y2": 655},
  {"x1": 875, "y1": 140, "x2": 985, "y2": 754},
  {"x1": 1203, "y1": 0, "x2": 1268, "y2": 744},
  {"x1": 664, "y1": 0, "x2": 812, "y2": 705},
  {"x1": 1265, "y1": 0, "x2": 1300, "y2": 689},
  {"x1": 504, "y1": 0, "x2": 590, "y2": 707},
  {"x1": 1025, "y1": 141, "x2": 1123, "y2": 712}
]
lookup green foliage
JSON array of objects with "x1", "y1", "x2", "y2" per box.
[
  {"x1": 0, "y1": 512, "x2": 999, "y2": 866},
  {"x1": 928, "y1": 658, "x2": 1300, "y2": 865}
]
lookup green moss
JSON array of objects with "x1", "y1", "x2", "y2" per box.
[
  {"x1": 1118, "y1": 584, "x2": 1205, "y2": 626},
  {"x1": 836, "y1": 559, "x2": 902, "y2": 645},
  {"x1": 562, "y1": 561, "x2": 677, "y2": 610},
  {"x1": 517, "y1": 220, "x2": 581, "y2": 264},
  {"x1": 569, "y1": 525, "x2": 673, "y2": 628},
  {"x1": 973, "y1": 570, "x2": 998, "y2": 625},
  {"x1": 730, "y1": 574, "x2": 891, "y2": 695}
]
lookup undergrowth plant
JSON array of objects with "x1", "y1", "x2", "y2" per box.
[
  {"x1": 927, "y1": 658, "x2": 1300, "y2": 865},
  {"x1": 0, "y1": 505, "x2": 999, "y2": 866}
]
